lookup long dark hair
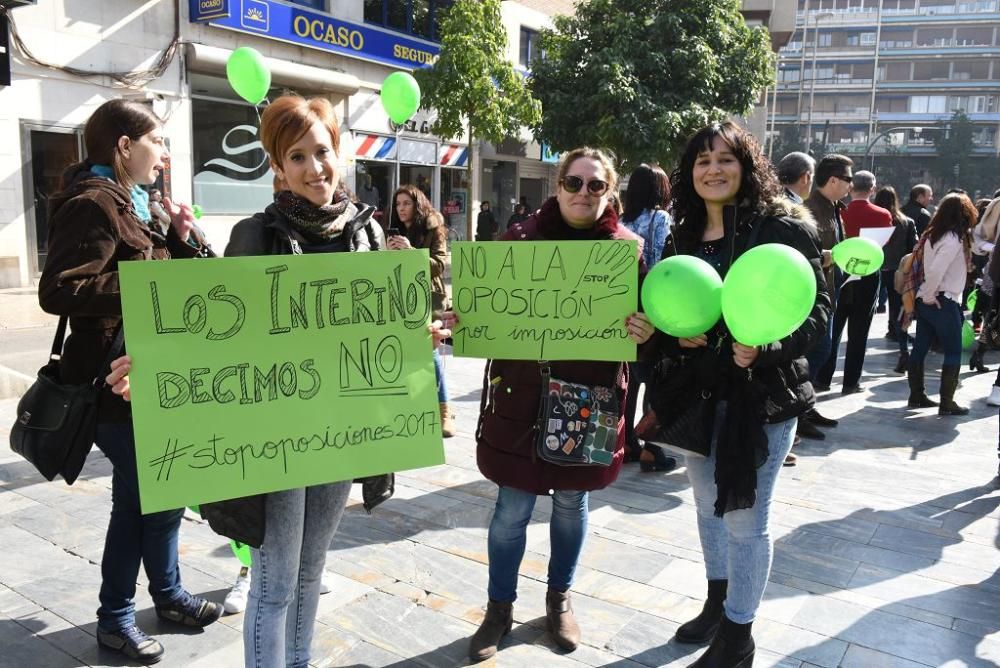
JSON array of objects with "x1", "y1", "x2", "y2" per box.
[
  {"x1": 392, "y1": 184, "x2": 442, "y2": 245},
  {"x1": 622, "y1": 163, "x2": 670, "y2": 223},
  {"x1": 62, "y1": 99, "x2": 161, "y2": 189},
  {"x1": 927, "y1": 193, "x2": 977, "y2": 247},
  {"x1": 873, "y1": 186, "x2": 906, "y2": 227},
  {"x1": 669, "y1": 122, "x2": 781, "y2": 250}
]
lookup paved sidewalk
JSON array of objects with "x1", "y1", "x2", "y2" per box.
[{"x1": 2, "y1": 316, "x2": 1000, "y2": 667}]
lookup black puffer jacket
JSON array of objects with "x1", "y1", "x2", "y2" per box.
[
  {"x1": 200, "y1": 201, "x2": 388, "y2": 548},
  {"x1": 652, "y1": 199, "x2": 831, "y2": 423}
]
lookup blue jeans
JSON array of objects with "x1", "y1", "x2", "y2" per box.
[
  {"x1": 912, "y1": 294, "x2": 963, "y2": 367},
  {"x1": 883, "y1": 269, "x2": 908, "y2": 354},
  {"x1": 433, "y1": 348, "x2": 448, "y2": 403},
  {"x1": 487, "y1": 486, "x2": 588, "y2": 602},
  {"x1": 245, "y1": 481, "x2": 351, "y2": 668},
  {"x1": 684, "y1": 407, "x2": 796, "y2": 624},
  {"x1": 95, "y1": 422, "x2": 184, "y2": 632}
]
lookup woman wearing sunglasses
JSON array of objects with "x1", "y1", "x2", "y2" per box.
[
  {"x1": 647, "y1": 123, "x2": 829, "y2": 668},
  {"x1": 459, "y1": 147, "x2": 655, "y2": 661}
]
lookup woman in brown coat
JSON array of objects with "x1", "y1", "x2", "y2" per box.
[
  {"x1": 37, "y1": 99, "x2": 220, "y2": 664},
  {"x1": 460, "y1": 147, "x2": 654, "y2": 661},
  {"x1": 388, "y1": 184, "x2": 455, "y2": 436}
]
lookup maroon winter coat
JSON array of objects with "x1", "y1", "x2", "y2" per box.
[{"x1": 475, "y1": 197, "x2": 645, "y2": 495}]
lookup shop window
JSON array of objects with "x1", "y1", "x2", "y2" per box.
[
  {"x1": 191, "y1": 98, "x2": 274, "y2": 215},
  {"x1": 364, "y1": 0, "x2": 453, "y2": 41}
]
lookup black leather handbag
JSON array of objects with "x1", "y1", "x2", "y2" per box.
[
  {"x1": 9, "y1": 317, "x2": 123, "y2": 484},
  {"x1": 635, "y1": 354, "x2": 716, "y2": 459}
]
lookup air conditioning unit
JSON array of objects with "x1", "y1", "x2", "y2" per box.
[{"x1": 0, "y1": 0, "x2": 37, "y2": 8}]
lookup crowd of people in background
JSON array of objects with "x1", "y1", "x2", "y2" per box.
[{"x1": 36, "y1": 94, "x2": 998, "y2": 668}]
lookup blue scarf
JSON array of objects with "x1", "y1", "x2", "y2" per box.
[{"x1": 90, "y1": 164, "x2": 152, "y2": 223}]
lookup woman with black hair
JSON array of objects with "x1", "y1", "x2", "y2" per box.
[
  {"x1": 647, "y1": 122, "x2": 830, "y2": 668},
  {"x1": 873, "y1": 186, "x2": 918, "y2": 374},
  {"x1": 620, "y1": 163, "x2": 675, "y2": 471},
  {"x1": 907, "y1": 193, "x2": 978, "y2": 416}
]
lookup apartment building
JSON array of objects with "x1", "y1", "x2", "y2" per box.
[{"x1": 769, "y1": 0, "x2": 1000, "y2": 192}]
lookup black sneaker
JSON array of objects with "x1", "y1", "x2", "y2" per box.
[
  {"x1": 155, "y1": 591, "x2": 223, "y2": 627},
  {"x1": 97, "y1": 625, "x2": 164, "y2": 664}
]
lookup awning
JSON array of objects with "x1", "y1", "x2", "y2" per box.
[{"x1": 184, "y1": 43, "x2": 360, "y2": 96}]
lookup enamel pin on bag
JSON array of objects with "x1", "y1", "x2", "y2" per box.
[{"x1": 535, "y1": 365, "x2": 620, "y2": 467}]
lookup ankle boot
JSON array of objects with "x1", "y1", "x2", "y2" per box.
[
  {"x1": 440, "y1": 402, "x2": 456, "y2": 438},
  {"x1": 938, "y1": 365, "x2": 969, "y2": 416},
  {"x1": 688, "y1": 615, "x2": 755, "y2": 668},
  {"x1": 894, "y1": 351, "x2": 909, "y2": 374},
  {"x1": 676, "y1": 579, "x2": 727, "y2": 644},
  {"x1": 969, "y1": 344, "x2": 989, "y2": 373},
  {"x1": 907, "y1": 361, "x2": 938, "y2": 408},
  {"x1": 545, "y1": 588, "x2": 581, "y2": 651},
  {"x1": 468, "y1": 599, "x2": 513, "y2": 661}
]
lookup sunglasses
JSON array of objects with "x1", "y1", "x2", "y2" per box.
[
  {"x1": 560, "y1": 175, "x2": 609, "y2": 196},
  {"x1": 835, "y1": 174, "x2": 853, "y2": 184}
]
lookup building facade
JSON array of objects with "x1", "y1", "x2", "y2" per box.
[
  {"x1": 0, "y1": 0, "x2": 562, "y2": 288},
  {"x1": 769, "y1": 0, "x2": 1000, "y2": 194}
]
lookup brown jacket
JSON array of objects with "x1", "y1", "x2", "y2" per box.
[
  {"x1": 403, "y1": 210, "x2": 449, "y2": 317},
  {"x1": 38, "y1": 172, "x2": 202, "y2": 421},
  {"x1": 804, "y1": 191, "x2": 846, "y2": 296}
]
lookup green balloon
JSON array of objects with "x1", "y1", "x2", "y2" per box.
[
  {"x1": 963, "y1": 320, "x2": 976, "y2": 350},
  {"x1": 641, "y1": 255, "x2": 723, "y2": 338},
  {"x1": 968, "y1": 288, "x2": 978, "y2": 312},
  {"x1": 831, "y1": 237, "x2": 884, "y2": 277},
  {"x1": 230, "y1": 540, "x2": 253, "y2": 567},
  {"x1": 722, "y1": 243, "x2": 817, "y2": 346},
  {"x1": 380, "y1": 72, "x2": 421, "y2": 124},
  {"x1": 226, "y1": 47, "x2": 271, "y2": 105},
  {"x1": 192, "y1": 204, "x2": 203, "y2": 220}
]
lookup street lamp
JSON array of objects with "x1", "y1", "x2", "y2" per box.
[
  {"x1": 804, "y1": 11, "x2": 835, "y2": 153},
  {"x1": 863, "y1": 125, "x2": 935, "y2": 171}
]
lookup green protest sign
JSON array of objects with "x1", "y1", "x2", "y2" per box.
[
  {"x1": 119, "y1": 251, "x2": 444, "y2": 514},
  {"x1": 451, "y1": 241, "x2": 638, "y2": 361}
]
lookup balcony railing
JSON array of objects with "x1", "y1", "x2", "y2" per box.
[{"x1": 797, "y1": 2, "x2": 1000, "y2": 23}]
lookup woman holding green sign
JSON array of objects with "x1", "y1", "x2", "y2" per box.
[
  {"x1": 646, "y1": 122, "x2": 830, "y2": 668},
  {"x1": 38, "y1": 99, "x2": 222, "y2": 664},
  {"x1": 197, "y1": 94, "x2": 407, "y2": 668},
  {"x1": 463, "y1": 147, "x2": 655, "y2": 661}
]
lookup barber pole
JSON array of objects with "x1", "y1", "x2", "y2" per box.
[
  {"x1": 439, "y1": 144, "x2": 468, "y2": 167},
  {"x1": 354, "y1": 133, "x2": 397, "y2": 160}
]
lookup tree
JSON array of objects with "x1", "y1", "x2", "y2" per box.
[
  {"x1": 933, "y1": 111, "x2": 975, "y2": 191},
  {"x1": 414, "y1": 0, "x2": 541, "y2": 237},
  {"x1": 530, "y1": 0, "x2": 774, "y2": 170}
]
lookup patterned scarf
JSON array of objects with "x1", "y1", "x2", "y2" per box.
[{"x1": 273, "y1": 186, "x2": 356, "y2": 242}]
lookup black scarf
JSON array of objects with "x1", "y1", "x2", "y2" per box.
[
  {"x1": 273, "y1": 186, "x2": 355, "y2": 243},
  {"x1": 669, "y1": 206, "x2": 771, "y2": 517}
]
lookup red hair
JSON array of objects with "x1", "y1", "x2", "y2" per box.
[{"x1": 260, "y1": 95, "x2": 340, "y2": 169}]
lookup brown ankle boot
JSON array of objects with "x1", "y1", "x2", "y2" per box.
[
  {"x1": 440, "y1": 402, "x2": 455, "y2": 438},
  {"x1": 468, "y1": 599, "x2": 512, "y2": 661},
  {"x1": 545, "y1": 588, "x2": 580, "y2": 651}
]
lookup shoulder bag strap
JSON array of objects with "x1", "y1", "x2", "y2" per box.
[{"x1": 49, "y1": 315, "x2": 69, "y2": 362}]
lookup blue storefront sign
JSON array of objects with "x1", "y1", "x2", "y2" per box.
[
  {"x1": 189, "y1": 0, "x2": 230, "y2": 22},
  {"x1": 204, "y1": 0, "x2": 440, "y2": 71}
]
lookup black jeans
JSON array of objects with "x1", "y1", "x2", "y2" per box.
[{"x1": 817, "y1": 272, "x2": 880, "y2": 389}]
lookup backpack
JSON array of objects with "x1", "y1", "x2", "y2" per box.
[{"x1": 895, "y1": 235, "x2": 928, "y2": 315}]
